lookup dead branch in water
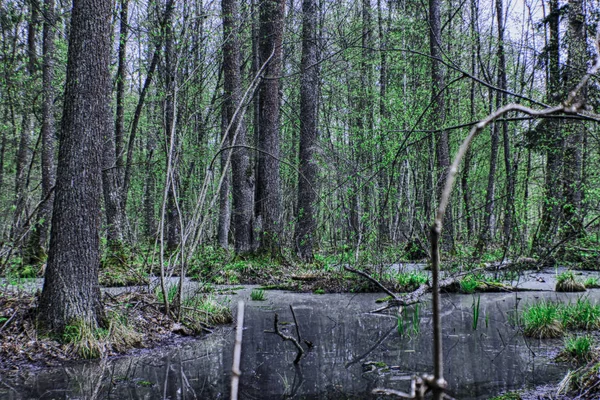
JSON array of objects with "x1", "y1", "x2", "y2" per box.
[{"x1": 265, "y1": 313, "x2": 305, "y2": 364}]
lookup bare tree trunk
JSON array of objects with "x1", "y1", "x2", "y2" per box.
[
  {"x1": 294, "y1": 0, "x2": 319, "y2": 262},
  {"x1": 26, "y1": 0, "x2": 57, "y2": 264},
  {"x1": 39, "y1": 0, "x2": 112, "y2": 332},
  {"x1": 115, "y1": 0, "x2": 128, "y2": 181},
  {"x1": 428, "y1": 0, "x2": 453, "y2": 250},
  {"x1": 534, "y1": 0, "x2": 563, "y2": 254},
  {"x1": 561, "y1": 0, "x2": 586, "y2": 240},
  {"x1": 164, "y1": 4, "x2": 180, "y2": 252},
  {"x1": 12, "y1": 0, "x2": 38, "y2": 243},
  {"x1": 223, "y1": 0, "x2": 254, "y2": 255},
  {"x1": 256, "y1": 0, "x2": 285, "y2": 255},
  {"x1": 144, "y1": 125, "x2": 157, "y2": 242},
  {"x1": 218, "y1": 104, "x2": 231, "y2": 250},
  {"x1": 495, "y1": 0, "x2": 514, "y2": 250}
]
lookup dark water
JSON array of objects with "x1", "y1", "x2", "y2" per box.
[{"x1": 1, "y1": 289, "x2": 589, "y2": 400}]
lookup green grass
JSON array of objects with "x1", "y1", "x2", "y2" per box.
[
  {"x1": 521, "y1": 301, "x2": 563, "y2": 338},
  {"x1": 584, "y1": 277, "x2": 600, "y2": 288},
  {"x1": 560, "y1": 335, "x2": 595, "y2": 363},
  {"x1": 250, "y1": 288, "x2": 266, "y2": 301},
  {"x1": 556, "y1": 270, "x2": 586, "y2": 292},
  {"x1": 313, "y1": 288, "x2": 325, "y2": 294},
  {"x1": 396, "y1": 271, "x2": 428, "y2": 289},
  {"x1": 460, "y1": 274, "x2": 480, "y2": 294},
  {"x1": 521, "y1": 298, "x2": 600, "y2": 338},
  {"x1": 560, "y1": 298, "x2": 600, "y2": 330}
]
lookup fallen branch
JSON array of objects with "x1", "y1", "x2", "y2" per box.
[{"x1": 265, "y1": 313, "x2": 305, "y2": 364}]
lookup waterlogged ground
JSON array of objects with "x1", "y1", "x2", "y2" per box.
[{"x1": 3, "y1": 285, "x2": 600, "y2": 399}]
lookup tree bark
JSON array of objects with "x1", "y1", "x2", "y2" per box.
[
  {"x1": 256, "y1": 0, "x2": 285, "y2": 255},
  {"x1": 294, "y1": 0, "x2": 319, "y2": 262},
  {"x1": 39, "y1": 0, "x2": 112, "y2": 332},
  {"x1": 12, "y1": 0, "x2": 38, "y2": 243},
  {"x1": 534, "y1": 0, "x2": 563, "y2": 254},
  {"x1": 164, "y1": 3, "x2": 180, "y2": 252},
  {"x1": 561, "y1": 0, "x2": 586, "y2": 239},
  {"x1": 428, "y1": 0, "x2": 453, "y2": 250},
  {"x1": 26, "y1": 0, "x2": 57, "y2": 264},
  {"x1": 217, "y1": 103, "x2": 231, "y2": 250},
  {"x1": 223, "y1": 0, "x2": 254, "y2": 254}
]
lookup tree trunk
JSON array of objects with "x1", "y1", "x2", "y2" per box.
[
  {"x1": 115, "y1": 0, "x2": 128, "y2": 180},
  {"x1": 39, "y1": 0, "x2": 112, "y2": 332},
  {"x1": 164, "y1": 4, "x2": 180, "y2": 252},
  {"x1": 217, "y1": 103, "x2": 231, "y2": 250},
  {"x1": 223, "y1": 0, "x2": 254, "y2": 255},
  {"x1": 561, "y1": 0, "x2": 586, "y2": 239},
  {"x1": 294, "y1": 0, "x2": 319, "y2": 262},
  {"x1": 12, "y1": 0, "x2": 38, "y2": 243},
  {"x1": 428, "y1": 0, "x2": 453, "y2": 250},
  {"x1": 496, "y1": 0, "x2": 514, "y2": 250},
  {"x1": 256, "y1": 0, "x2": 285, "y2": 255},
  {"x1": 534, "y1": 0, "x2": 563, "y2": 254},
  {"x1": 26, "y1": 0, "x2": 57, "y2": 264}
]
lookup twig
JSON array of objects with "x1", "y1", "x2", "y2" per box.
[
  {"x1": 289, "y1": 305, "x2": 302, "y2": 345},
  {"x1": 230, "y1": 301, "x2": 244, "y2": 400},
  {"x1": 265, "y1": 313, "x2": 305, "y2": 364},
  {"x1": 343, "y1": 265, "x2": 400, "y2": 300},
  {"x1": 0, "y1": 312, "x2": 16, "y2": 333}
]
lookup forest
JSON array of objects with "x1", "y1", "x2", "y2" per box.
[{"x1": 1, "y1": 0, "x2": 600, "y2": 397}]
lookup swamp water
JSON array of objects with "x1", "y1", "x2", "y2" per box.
[{"x1": 2, "y1": 289, "x2": 596, "y2": 399}]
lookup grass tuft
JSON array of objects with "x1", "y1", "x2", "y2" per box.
[
  {"x1": 560, "y1": 298, "x2": 600, "y2": 330},
  {"x1": 556, "y1": 270, "x2": 586, "y2": 292},
  {"x1": 250, "y1": 288, "x2": 266, "y2": 301},
  {"x1": 557, "y1": 335, "x2": 596, "y2": 363},
  {"x1": 521, "y1": 301, "x2": 564, "y2": 338}
]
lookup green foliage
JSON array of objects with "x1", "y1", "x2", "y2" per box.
[
  {"x1": 521, "y1": 298, "x2": 600, "y2": 338},
  {"x1": 560, "y1": 298, "x2": 600, "y2": 330},
  {"x1": 313, "y1": 288, "x2": 325, "y2": 294},
  {"x1": 460, "y1": 274, "x2": 481, "y2": 294},
  {"x1": 584, "y1": 277, "x2": 600, "y2": 288},
  {"x1": 561, "y1": 335, "x2": 595, "y2": 363},
  {"x1": 397, "y1": 304, "x2": 421, "y2": 337},
  {"x1": 61, "y1": 321, "x2": 107, "y2": 359},
  {"x1": 156, "y1": 284, "x2": 179, "y2": 305},
  {"x1": 396, "y1": 271, "x2": 428, "y2": 290},
  {"x1": 521, "y1": 302, "x2": 563, "y2": 338},
  {"x1": 250, "y1": 288, "x2": 266, "y2": 301},
  {"x1": 182, "y1": 295, "x2": 232, "y2": 330}
]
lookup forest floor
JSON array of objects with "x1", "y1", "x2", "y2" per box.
[{"x1": 0, "y1": 287, "x2": 230, "y2": 371}]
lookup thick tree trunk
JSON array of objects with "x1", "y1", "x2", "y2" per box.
[
  {"x1": 534, "y1": 0, "x2": 563, "y2": 254},
  {"x1": 26, "y1": 0, "x2": 56, "y2": 264},
  {"x1": 39, "y1": 0, "x2": 112, "y2": 332},
  {"x1": 223, "y1": 0, "x2": 253, "y2": 255},
  {"x1": 294, "y1": 0, "x2": 319, "y2": 262},
  {"x1": 428, "y1": 0, "x2": 453, "y2": 250},
  {"x1": 561, "y1": 0, "x2": 586, "y2": 239},
  {"x1": 256, "y1": 0, "x2": 285, "y2": 255}
]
